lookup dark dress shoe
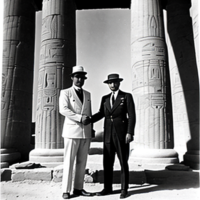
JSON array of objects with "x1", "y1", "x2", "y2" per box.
[
  {"x1": 96, "y1": 189, "x2": 113, "y2": 196},
  {"x1": 62, "y1": 193, "x2": 70, "y2": 199},
  {"x1": 120, "y1": 190, "x2": 128, "y2": 199},
  {"x1": 73, "y1": 189, "x2": 93, "y2": 196}
]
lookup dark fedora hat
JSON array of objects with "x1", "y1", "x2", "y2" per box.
[{"x1": 103, "y1": 74, "x2": 123, "y2": 84}]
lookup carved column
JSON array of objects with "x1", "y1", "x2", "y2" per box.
[
  {"x1": 1, "y1": 0, "x2": 36, "y2": 168},
  {"x1": 29, "y1": 0, "x2": 76, "y2": 166},
  {"x1": 130, "y1": 0, "x2": 178, "y2": 165},
  {"x1": 166, "y1": 0, "x2": 199, "y2": 169}
]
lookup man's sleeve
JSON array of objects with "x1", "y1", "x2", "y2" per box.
[{"x1": 126, "y1": 93, "x2": 136, "y2": 135}]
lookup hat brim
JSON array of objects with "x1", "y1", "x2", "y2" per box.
[
  {"x1": 104, "y1": 78, "x2": 123, "y2": 84},
  {"x1": 70, "y1": 72, "x2": 87, "y2": 79}
]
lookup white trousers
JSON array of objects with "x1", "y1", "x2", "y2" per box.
[{"x1": 62, "y1": 138, "x2": 91, "y2": 193}]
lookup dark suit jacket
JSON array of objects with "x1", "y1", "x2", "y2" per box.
[{"x1": 92, "y1": 90, "x2": 136, "y2": 143}]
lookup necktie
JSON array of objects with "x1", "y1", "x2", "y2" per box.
[
  {"x1": 78, "y1": 88, "x2": 82, "y2": 95},
  {"x1": 112, "y1": 92, "x2": 115, "y2": 107},
  {"x1": 77, "y1": 88, "x2": 83, "y2": 103}
]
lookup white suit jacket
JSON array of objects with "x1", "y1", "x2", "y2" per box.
[{"x1": 59, "y1": 87, "x2": 92, "y2": 139}]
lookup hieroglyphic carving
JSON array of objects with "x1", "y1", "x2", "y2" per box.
[
  {"x1": 35, "y1": 0, "x2": 76, "y2": 149},
  {"x1": 36, "y1": 65, "x2": 63, "y2": 149},
  {"x1": 1, "y1": 0, "x2": 35, "y2": 159},
  {"x1": 131, "y1": 0, "x2": 173, "y2": 150},
  {"x1": 40, "y1": 39, "x2": 66, "y2": 65},
  {"x1": 42, "y1": 15, "x2": 64, "y2": 40}
]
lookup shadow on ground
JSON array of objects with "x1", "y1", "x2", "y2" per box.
[{"x1": 92, "y1": 169, "x2": 199, "y2": 191}]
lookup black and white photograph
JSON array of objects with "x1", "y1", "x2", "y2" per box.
[{"x1": 0, "y1": 0, "x2": 199, "y2": 199}]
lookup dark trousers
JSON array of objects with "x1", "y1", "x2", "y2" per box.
[{"x1": 103, "y1": 127, "x2": 130, "y2": 191}]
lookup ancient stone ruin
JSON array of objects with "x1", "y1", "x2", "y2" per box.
[{"x1": 1, "y1": 0, "x2": 199, "y2": 169}]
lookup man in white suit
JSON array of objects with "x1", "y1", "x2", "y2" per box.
[{"x1": 59, "y1": 66, "x2": 93, "y2": 199}]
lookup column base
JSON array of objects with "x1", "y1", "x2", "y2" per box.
[
  {"x1": 0, "y1": 149, "x2": 21, "y2": 168},
  {"x1": 29, "y1": 149, "x2": 64, "y2": 168},
  {"x1": 130, "y1": 149, "x2": 179, "y2": 166},
  {"x1": 183, "y1": 150, "x2": 200, "y2": 170}
]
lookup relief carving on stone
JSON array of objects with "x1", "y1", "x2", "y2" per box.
[
  {"x1": 131, "y1": 0, "x2": 173, "y2": 149},
  {"x1": 1, "y1": 0, "x2": 35, "y2": 157},
  {"x1": 40, "y1": 39, "x2": 65, "y2": 65},
  {"x1": 36, "y1": 65, "x2": 63, "y2": 149},
  {"x1": 34, "y1": 0, "x2": 76, "y2": 151}
]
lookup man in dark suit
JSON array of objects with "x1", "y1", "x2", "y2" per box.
[{"x1": 91, "y1": 73, "x2": 136, "y2": 199}]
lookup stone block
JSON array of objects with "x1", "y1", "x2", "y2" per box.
[
  {"x1": 52, "y1": 165, "x2": 63, "y2": 182},
  {"x1": 11, "y1": 170, "x2": 26, "y2": 182},
  {"x1": 84, "y1": 169, "x2": 97, "y2": 183},
  {"x1": 25, "y1": 168, "x2": 53, "y2": 181},
  {"x1": 84, "y1": 174, "x2": 94, "y2": 183},
  {"x1": 0, "y1": 168, "x2": 12, "y2": 181},
  {"x1": 12, "y1": 168, "x2": 53, "y2": 182}
]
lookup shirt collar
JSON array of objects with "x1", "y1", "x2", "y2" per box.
[
  {"x1": 73, "y1": 84, "x2": 82, "y2": 91},
  {"x1": 111, "y1": 90, "x2": 119, "y2": 97}
]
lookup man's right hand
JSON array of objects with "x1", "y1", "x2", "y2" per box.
[{"x1": 81, "y1": 115, "x2": 91, "y2": 125}]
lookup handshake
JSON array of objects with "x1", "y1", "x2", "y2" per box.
[{"x1": 81, "y1": 115, "x2": 91, "y2": 125}]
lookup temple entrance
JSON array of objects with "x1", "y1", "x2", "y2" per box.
[
  {"x1": 1, "y1": 0, "x2": 199, "y2": 169},
  {"x1": 33, "y1": 9, "x2": 132, "y2": 132}
]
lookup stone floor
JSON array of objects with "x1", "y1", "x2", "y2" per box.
[
  {"x1": 1, "y1": 163, "x2": 200, "y2": 200},
  {"x1": 1, "y1": 169, "x2": 200, "y2": 200},
  {"x1": 1, "y1": 141, "x2": 200, "y2": 200}
]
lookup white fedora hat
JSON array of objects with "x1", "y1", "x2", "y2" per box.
[{"x1": 70, "y1": 65, "x2": 87, "y2": 76}]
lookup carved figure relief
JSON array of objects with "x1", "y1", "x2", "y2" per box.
[
  {"x1": 36, "y1": 65, "x2": 63, "y2": 149},
  {"x1": 34, "y1": 0, "x2": 77, "y2": 150},
  {"x1": 131, "y1": 0, "x2": 173, "y2": 149}
]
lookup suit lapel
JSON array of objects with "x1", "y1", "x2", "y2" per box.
[
  {"x1": 71, "y1": 87, "x2": 82, "y2": 109},
  {"x1": 81, "y1": 90, "x2": 88, "y2": 114},
  {"x1": 104, "y1": 91, "x2": 124, "y2": 113},
  {"x1": 104, "y1": 94, "x2": 112, "y2": 113}
]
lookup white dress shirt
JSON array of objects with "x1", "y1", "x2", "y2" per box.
[
  {"x1": 110, "y1": 90, "x2": 119, "y2": 107},
  {"x1": 73, "y1": 84, "x2": 82, "y2": 91}
]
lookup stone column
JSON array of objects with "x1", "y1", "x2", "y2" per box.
[
  {"x1": 130, "y1": 0, "x2": 178, "y2": 165},
  {"x1": 1, "y1": 0, "x2": 36, "y2": 168},
  {"x1": 29, "y1": 0, "x2": 76, "y2": 166},
  {"x1": 166, "y1": 0, "x2": 199, "y2": 169}
]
